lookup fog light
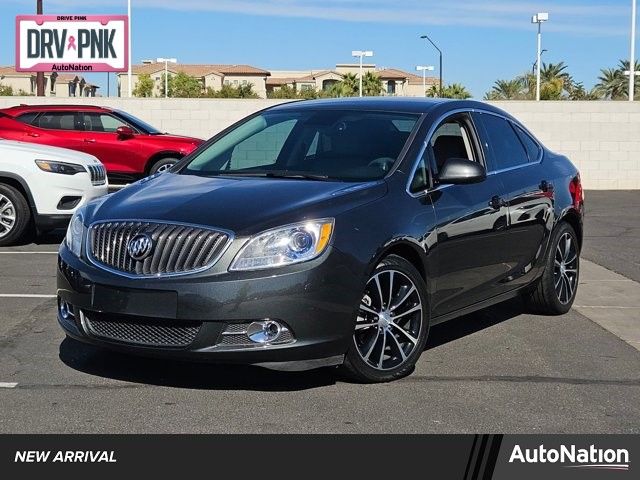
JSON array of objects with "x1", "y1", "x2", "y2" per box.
[
  {"x1": 58, "y1": 299, "x2": 74, "y2": 320},
  {"x1": 246, "y1": 320, "x2": 282, "y2": 344}
]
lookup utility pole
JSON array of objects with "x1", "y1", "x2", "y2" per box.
[
  {"x1": 420, "y1": 35, "x2": 442, "y2": 97},
  {"x1": 531, "y1": 13, "x2": 549, "y2": 102},
  {"x1": 630, "y1": 0, "x2": 637, "y2": 101},
  {"x1": 36, "y1": 0, "x2": 45, "y2": 96}
]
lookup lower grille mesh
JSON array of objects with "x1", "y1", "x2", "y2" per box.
[{"x1": 82, "y1": 311, "x2": 201, "y2": 348}]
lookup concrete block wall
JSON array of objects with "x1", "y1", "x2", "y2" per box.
[
  {"x1": 491, "y1": 101, "x2": 640, "y2": 189},
  {"x1": 1, "y1": 97, "x2": 639, "y2": 189}
]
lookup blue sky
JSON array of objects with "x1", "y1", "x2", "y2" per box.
[{"x1": 1, "y1": 0, "x2": 637, "y2": 97}]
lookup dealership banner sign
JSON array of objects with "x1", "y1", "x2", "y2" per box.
[{"x1": 15, "y1": 15, "x2": 128, "y2": 72}]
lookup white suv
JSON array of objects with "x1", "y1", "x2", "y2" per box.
[{"x1": 0, "y1": 140, "x2": 108, "y2": 246}]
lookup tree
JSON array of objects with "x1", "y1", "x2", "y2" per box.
[
  {"x1": 595, "y1": 60, "x2": 640, "y2": 100},
  {"x1": 132, "y1": 73, "x2": 154, "y2": 97},
  {"x1": 485, "y1": 61, "x2": 604, "y2": 101},
  {"x1": 361, "y1": 71, "x2": 383, "y2": 96},
  {"x1": 428, "y1": 83, "x2": 472, "y2": 99},
  {"x1": 0, "y1": 83, "x2": 13, "y2": 96},
  {"x1": 207, "y1": 83, "x2": 260, "y2": 98},
  {"x1": 330, "y1": 73, "x2": 359, "y2": 97},
  {"x1": 566, "y1": 81, "x2": 601, "y2": 101},
  {"x1": 485, "y1": 79, "x2": 525, "y2": 100},
  {"x1": 169, "y1": 72, "x2": 203, "y2": 98}
]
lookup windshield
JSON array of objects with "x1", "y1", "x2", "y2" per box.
[
  {"x1": 114, "y1": 109, "x2": 162, "y2": 134},
  {"x1": 181, "y1": 109, "x2": 420, "y2": 181}
]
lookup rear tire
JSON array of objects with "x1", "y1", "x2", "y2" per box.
[
  {"x1": 342, "y1": 254, "x2": 429, "y2": 383},
  {"x1": 0, "y1": 183, "x2": 31, "y2": 247},
  {"x1": 149, "y1": 157, "x2": 179, "y2": 175},
  {"x1": 525, "y1": 222, "x2": 580, "y2": 315}
]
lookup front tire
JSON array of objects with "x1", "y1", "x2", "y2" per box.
[
  {"x1": 0, "y1": 184, "x2": 31, "y2": 247},
  {"x1": 342, "y1": 255, "x2": 429, "y2": 383},
  {"x1": 149, "y1": 157, "x2": 179, "y2": 175},
  {"x1": 525, "y1": 222, "x2": 580, "y2": 315}
]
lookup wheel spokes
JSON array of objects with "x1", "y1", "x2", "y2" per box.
[
  {"x1": 390, "y1": 322, "x2": 418, "y2": 345},
  {"x1": 390, "y1": 285, "x2": 416, "y2": 312},
  {"x1": 353, "y1": 268, "x2": 424, "y2": 371}
]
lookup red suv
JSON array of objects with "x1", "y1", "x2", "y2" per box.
[{"x1": 0, "y1": 105, "x2": 204, "y2": 184}]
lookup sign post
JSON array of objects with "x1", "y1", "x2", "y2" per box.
[{"x1": 35, "y1": 0, "x2": 44, "y2": 96}]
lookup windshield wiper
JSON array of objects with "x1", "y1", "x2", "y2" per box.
[{"x1": 264, "y1": 172, "x2": 331, "y2": 181}]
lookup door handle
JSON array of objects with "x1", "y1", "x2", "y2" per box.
[
  {"x1": 83, "y1": 138, "x2": 96, "y2": 143},
  {"x1": 26, "y1": 132, "x2": 40, "y2": 138},
  {"x1": 489, "y1": 195, "x2": 507, "y2": 210}
]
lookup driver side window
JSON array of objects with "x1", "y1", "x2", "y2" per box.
[
  {"x1": 429, "y1": 118, "x2": 476, "y2": 174},
  {"x1": 409, "y1": 114, "x2": 479, "y2": 193}
]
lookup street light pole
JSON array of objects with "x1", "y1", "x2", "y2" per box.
[
  {"x1": 157, "y1": 58, "x2": 177, "y2": 98},
  {"x1": 36, "y1": 0, "x2": 44, "y2": 97},
  {"x1": 351, "y1": 50, "x2": 373, "y2": 97},
  {"x1": 630, "y1": 0, "x2": 637, "y2": 101},
  {"x1": 420, "y1": 35, "x2": 442, "y2": 97},
  {"x1": 127, "y1": 0, "x2": 132, "y2": 97},
  {"x1": 531, "y1": 12, "x2": 549, "y2": 102},
  {"x1": 416, "y1": 65, "x2": 435, "y2": 98}
]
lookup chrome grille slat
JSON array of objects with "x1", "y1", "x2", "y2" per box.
[
  {"x1": 87, "y1": 164, "x2": 107, "y2": 186},
  {"x1": 88, "y1": 221, "x2": 231, "y2": 277}
]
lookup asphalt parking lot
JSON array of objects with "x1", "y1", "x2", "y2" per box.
[{"x1": 0, "y1": 191, "x2": 639, "y2": 433}]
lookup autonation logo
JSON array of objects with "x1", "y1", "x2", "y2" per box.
[{"x1": 509, "y1": 444, "x2": 630, "y2": 471}]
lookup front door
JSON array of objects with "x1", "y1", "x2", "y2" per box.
[
  {"x1": 75, "y1": 111, "x2": 147, "y2": 177},
  {"x1": 425, "y1": 113, "x2": 513, "y2": 317}
]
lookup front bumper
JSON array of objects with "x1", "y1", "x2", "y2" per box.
[{"x1": 56, "y1": 244, "x2": 363, "y2": 369}]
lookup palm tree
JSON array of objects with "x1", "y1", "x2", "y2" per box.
[
  {"x1": 485, "y1": 79, "x2": 524, "y2": 100},
  {"x1": 595, "y1": 60, "x2": 640, "y2": 100},
  {"x1": 541, "y1": 62, "x2": 569, "y2": 84},
  {"x1": 331, "y1": 73, "x2": 359, "y2": 97},
  {"x1": 566, "y1": 81, "x2": 601, "y2": 101},
  {"x1": 361, "y1": 71, "x2": 383, "y2": 96},
  {"x1": 429, "y1": 83, "x2": 471, "y2": 99}
]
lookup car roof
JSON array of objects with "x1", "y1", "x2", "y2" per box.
[
  {"x1": 0, "y1": 104, "x2": 110, "y2": 116},
  {"x1": 266, "y1": 97, "x2": 506, "y2": 116}
]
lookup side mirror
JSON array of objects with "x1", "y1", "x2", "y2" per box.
[
  {"x1": 116, "y1": 126, "x2": 135, "y2": 138},
  {"x1": 437, "y1": 158, "x2": 486, "y2": 185}
]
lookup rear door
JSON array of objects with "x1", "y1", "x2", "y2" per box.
[
  {"x1": 472, "y1": 111, "x2": 554, "y2": 290},
  {"x1": 424, "y1": 112, "x2": 513, "y2": 317},
  {"x1": 20, "y1": 111, "x2": 86, "y2": 152}
]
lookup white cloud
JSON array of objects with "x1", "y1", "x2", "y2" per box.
[{"x1": 9, "y1": 0, "x2": 631, "y2": 36}]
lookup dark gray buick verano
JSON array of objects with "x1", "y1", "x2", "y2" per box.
[{"x1": 57, "y1": 98, "x2": 584, "y2": 382}]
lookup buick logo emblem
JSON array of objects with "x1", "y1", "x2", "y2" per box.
[{"x1": 127, "y1": 234, "x2": 154, "y2": 261}]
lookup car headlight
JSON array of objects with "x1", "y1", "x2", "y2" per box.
[
  {"x1": 65, "y1": 208, "x2": 86, "y2": 257},
  {"x1": 230, "y1": 218, "x2": 334, "y2": 271},
  {"x1": 35, "y1": 159, "x2": 86, "y2": 175}
]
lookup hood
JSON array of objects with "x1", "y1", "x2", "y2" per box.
[
  {"x1": 89, "y1": 172, "x2": 387, "y2": 235},
  {"x1": 0, "y1": 140, "x2": 101, "y2": 165}
]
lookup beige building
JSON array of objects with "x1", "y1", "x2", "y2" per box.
[
  {"x1": 0, "y1": 66, "x2": 99, "y2": 97},
  {"x1": 267, "y1": 64, "x2": 439, "y2": 97},
  {"x1": 117, "y1": 62, "x2": 271, "y2": 98}
]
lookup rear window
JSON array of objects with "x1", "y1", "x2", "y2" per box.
[
  {"x1": 35, "y1": 112, "x2": 79, "y2": 131},
  {"x1": 514, "y1": 125, "x2": 542, "y2": 162},
  {"x1": 479, "y1": 114, "x2": 529, "y2": 171}
]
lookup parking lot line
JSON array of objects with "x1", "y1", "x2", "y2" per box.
[
  {"x1": 0, "y1": 251, "x2": 58, "y2": 254},
  {"x1": 0, "y1": 382, "x2": 18, "y2": 388},
  {"x1": 0, "y1": 294, "x2": 56, "y2": 298}
]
